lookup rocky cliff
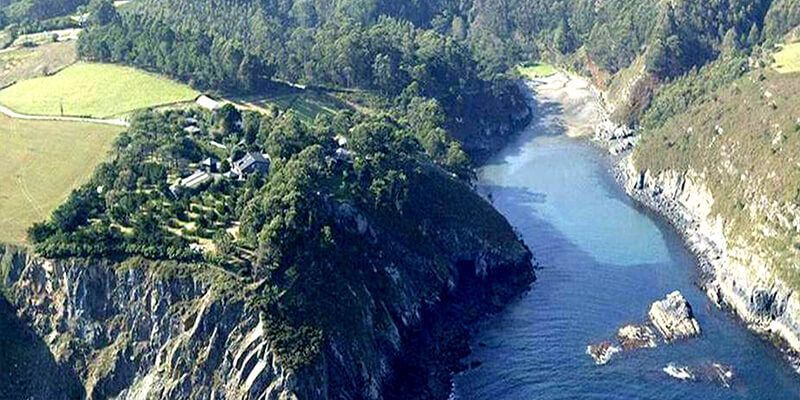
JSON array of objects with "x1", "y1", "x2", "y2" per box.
[
  {"x1": 457, "y1": 84, "x2": 533, "y2": 165},
  {"x1": 619, "y1": 159, "x2": 800, "y2": 364},
  {"x1": 0, "y1": 169, "x2": 535, "y2": 400}
]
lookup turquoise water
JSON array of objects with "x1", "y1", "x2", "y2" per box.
[{"x1": 450, "y1": 121, "x2": 800, "y2": 399}]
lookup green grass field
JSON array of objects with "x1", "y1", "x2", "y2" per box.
[
  {"x1": 517, "y1": 62, "x2": 558, "y2": 79},
  {"x1": 773, "y1": 43, "x2": 800, "y2": 74},
  {"x1": 0, "y1": 62, "x2": 199, "y2": 118},
  {"x1": 235, "y1": 86, "x2": 353, "y2": 122},
  {"x1": 0, "y1": 114, "x2": 123, "y2": 245}
]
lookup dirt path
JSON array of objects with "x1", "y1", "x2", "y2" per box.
[{"x1": 0, "y1": 103, "x2": 129, "y2": 127}]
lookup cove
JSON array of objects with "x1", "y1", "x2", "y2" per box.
[{"x1": 450, "y1": 78, "x2": 800, "y2": 399}]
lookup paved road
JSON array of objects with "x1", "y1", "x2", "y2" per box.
[{"x1": 0, "y1": 104, "x2": 130, "y2": 127}]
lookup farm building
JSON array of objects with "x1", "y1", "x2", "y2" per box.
[
  {"x1": 201, "y1": 157, "x2": 219, "y2": 172},
  {"x1": 170, "y1": 169, "x2": 214, "y2": 195},
  {"x1": 196, "y1": 95, "x2": 222, "y2": 111},
  {"x1": 232, "y1": 152, "x2": 270, "y2": 176},
  {"x1": 183, "y1": 126, "x2": 201, "y2": 134}
]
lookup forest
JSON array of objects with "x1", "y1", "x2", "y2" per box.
[
  {"x1": 76, "y1": 0, "x2": 529, "y2": 160},
  {"x1": 0, "y1": 0, "x2": 85, "y2": 25}
]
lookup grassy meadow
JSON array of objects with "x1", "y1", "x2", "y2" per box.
[
  {"x1": 517, "y1": 62, "x2": 557, "y2": 79},
  {"x1": 0, "y1": 113, "x2": 123, "y2": 245},
  {"x1": 234, "y1": 86, "x2": 353, "y2": 122},
  {"x1": 0, "y1": 62, "x2": 199, "y2": 118},
  {"x1": 773, "y1": 42, "x2": 800, "y2": 74}
]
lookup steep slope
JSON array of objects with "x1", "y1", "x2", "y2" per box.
[
  {"x1": 624, "y1": 64, "x2": 800, "y2": 354},
  {"x1": 0, "y1": 164, "x2": 534, "y2": 400}
]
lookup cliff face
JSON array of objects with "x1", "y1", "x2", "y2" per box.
[
  {"x1": 1, "y1": 248, "x2": 298, "y2": 400},
  {"x1": 0, "y1": 171, "x2": 534, "y2": 400},
  {"x1": 620, "y1": 160, "x2": 800, "y2": 358}
]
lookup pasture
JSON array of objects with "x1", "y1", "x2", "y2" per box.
[
  {"x1": 0, "y1": 114, "x2": 122, "y2": 245},
  {"x1": 0, "y1": 41, "x2": 77, "y2": 88},
  {"x1": 773, "y1": 42, "x2": 800, "y2": 74},
  {"x1": 0, "y1": 62, "x2": 199, "y2": 118}
]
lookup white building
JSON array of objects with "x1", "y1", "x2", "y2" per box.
[{"x1": 196, "y1": 95, "x2": 222, "y2": 111}]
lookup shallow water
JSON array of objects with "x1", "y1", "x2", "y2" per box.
[{"x1": 450, "y1": 98, "x2": 800, "y2": 399}]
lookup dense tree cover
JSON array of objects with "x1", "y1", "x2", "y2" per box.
[
  {"x1": 1, "y1": 0, "x2": 86, "y2": 24},
  {"x1": 329, "y1": 0, "x2": 791, "y2": 81},
  {"x1": 447, "y1": 0, "x2": 776, "y2": 79},
  {"x1": 77, "y1": 0, "x2": 528, "y2": 158},
  {"x1": 764, "y1": 0, "x2": 800, "y2": 39},
  {"x1": 77, "y1": 6, "x2": 274, "y2": 92},
  {"x1": 234, "y1": 106, "x2": 520, "y2": 369}
]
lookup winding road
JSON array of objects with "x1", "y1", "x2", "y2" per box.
[{"x1": 0, "y1": 103, "x2": 130, "y2": 127}]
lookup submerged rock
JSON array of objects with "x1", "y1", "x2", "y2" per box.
[
  {"x1": 649, "y1": 291, "x2": 701, "y2": 342},
  {"x1": 708, "y1": 362, "x2": 734, "y2": 388},
  {"x1": 616, "y1": 324, "x2": 657, "y2": 350},
  {"x1": 663, "y1": 363, "x2": 695, "y2": 381},
  {"x1": 586, "y1": 342, "x2": 621, "y2": 365}
]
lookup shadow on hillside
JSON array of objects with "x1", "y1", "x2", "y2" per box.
[
  {"x1": 0, "y1": 296, "x2": 85, "y2": 400},
  {"x1": 479, "y1": 88, "x2": 568, "y2": 169}
]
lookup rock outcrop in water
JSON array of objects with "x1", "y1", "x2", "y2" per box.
[
  {"x1": 586, "y1": 342, "x2": 621, "y2": 365},
  {"x1": 648, "y1": 291, "x2": 701, "y2": 342},
  {"x1": 587, "y1": 291, "x2": 700, "y2": 365},
  {"x1": 616, "y1": 324, "x2": 657, "y2": 350},
  {"x1": 663, "y1": 362, "x2": 735, "y2": 388},
  {"x1": 663, "y1": 364, "x2": 696, "y2": 381}
]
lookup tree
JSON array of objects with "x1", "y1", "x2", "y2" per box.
[
  {"x1": 553, "y1": 18, "x2": 576, "y2": 54},
  {"x1": 220, "y1": 159, "x2": 231, "y2": 173},
  {"x1": 237, "y1": 54, "x2": 267, "y2": 92},
  {"x1": 372, "y1": 53, "x2": 396, "y2": 94},
  {"x1": 88, "y1": 0, "x2": 120, "y2": 26},
  {"x1": 266, "y1": 112, "x2": 312, "y2": 160},
  {"x1": 217, "y1": 104, "x2": 242, "y2": 133},
  {"x1": 52, "y1": 194, "x2": 89, "y2": 232},
  {"x1": 451, "y1": 16, "x2": 467, "y2": 40},
  {"x1": 213, "y1": 231, "x2": 235, "y2": 256},
  {"x1": 0, "y1": 10, "x2": 8, "y2": 30},
  {"x1": 747, "y1": 23, "x2": 760, "y2": 47},
  {"x1": 721, "y1": 28, "x2": 739, "y2": 53}
]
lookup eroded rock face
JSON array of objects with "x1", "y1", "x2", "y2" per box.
[
  {"x1": 616, "y1": 324, "x2": 657, "y2": 350},
  {"x1": 648, "y1": 291, "x2": 701, "y2": 342},
  {"x1": 621, "y1": 158, "x2": 800, "y2": 358}
]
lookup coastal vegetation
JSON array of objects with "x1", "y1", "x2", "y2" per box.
[
  {"x1": 635, "y1": 64, "x2": 800, "y2": 288},
  {"x1": 0, "y1": 62, "x2": 198, "y2": 117}
]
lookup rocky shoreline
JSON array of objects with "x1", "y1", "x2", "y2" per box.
[{"x1": 582, "y1": 82, "x2": 800, "y2": 372}]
